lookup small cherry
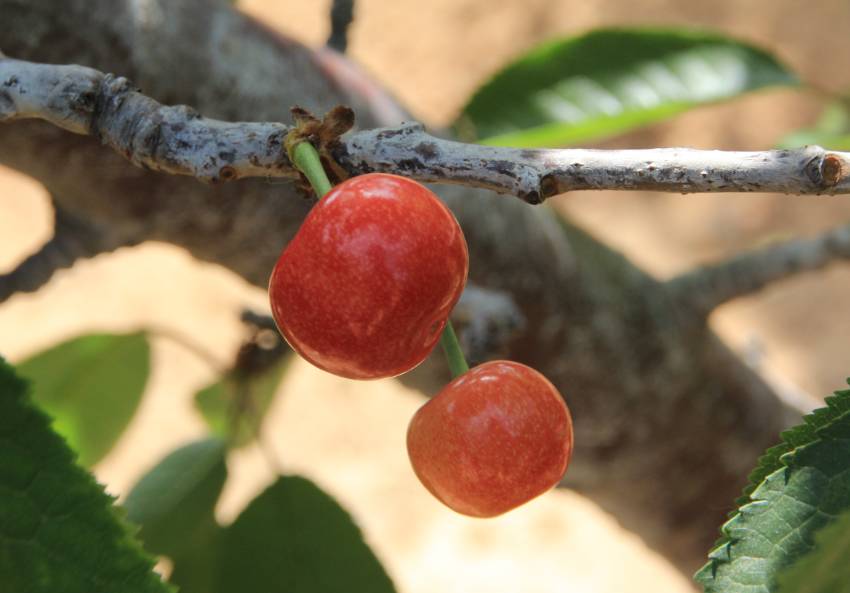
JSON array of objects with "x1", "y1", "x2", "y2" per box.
[
  {"x1": 269, "y1": 172, "x2": 468, "y2": 380},
  {"x1": 407, "y1": 360, "x2": 573, "y2": 517}
]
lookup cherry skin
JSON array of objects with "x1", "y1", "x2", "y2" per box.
[
  {"x1": 406, "y1": 360, "x2": 573, "y2": 517},
  {"x1": 269, "y1": 173, "x2": 468, "y2": 380}
]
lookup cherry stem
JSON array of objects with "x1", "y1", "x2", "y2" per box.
[
  {"x1": 292, "y1": 141, "x2": 333, "y2": 197},
  {"x1": 440, "y1": 320, "x2": 469, "y2": 378}
]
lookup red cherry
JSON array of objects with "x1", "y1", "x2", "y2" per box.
[
  {"x1": 406, "y1": 361, "x2": 573, "y2": 517},
  {"x1": 269, "y1": 173, "x2": 468, "y2": 380}
]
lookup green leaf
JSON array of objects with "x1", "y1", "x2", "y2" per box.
[
  {"x1": 735, "y1": 386, "x2": 850, "y2": 511},
  {"x1": 776, "y1": 508, "x2": 850, "y2": 593},
  {"x1": 0, "y1": 357, "x2": 172, "y2": 593},
  {"x1": 694, "y1": 385, "x2": 850, "y2": 593},
  {"x1": 778, "y1": 102, "x2": 850, "y2": 150},
  {"x1": 194, "y1": 355, "x2": 290, "y2": 448},
  {"x1": 456, "y1": 28, "x2": 798, "y2": 147},
  {"x1": 124, "y1": 438, "x2": 227, "y2": 558},
  {"x1": 218, "y1": 475, "x2": 396, "y2": 593},
  {"x1": 17, "y1": 332, "x2": 151, "y2": 466}
]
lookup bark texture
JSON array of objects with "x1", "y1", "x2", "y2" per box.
[
  {"x1": 5, "y1": 58, "x2": 849, "y2": 199},
  {"x1": 0, "y1": 0, "x2": 802, "y2": 572}
]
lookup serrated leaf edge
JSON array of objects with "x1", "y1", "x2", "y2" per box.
[{"x1": 695, "y1": 381, "x2": 850, "y2": 589}]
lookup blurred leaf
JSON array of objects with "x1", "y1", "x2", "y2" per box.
[
  {"x1": 778, "y1": 102, "x2": 850, "y2": 150},
  {"x1": 218, "y1": 475, "x2": 396, "y2": 593},
  {"x1": 168, "y1": 539, "x2": 223, "y2": 593},
  {"x1": 124, "y1": 438, "x2": 227, "y2": 558},
  {"x1": 776, "y1": 508, "x2": 850, "y2": 593},
  {"x1": 194, "y1": 354, "x2": 290, "y2": 447},
  {"x1": 456, "y1": 28, "x2": 798, "y2": 147},
  {"x1": 0, "y1": 357, "x2": 172, "y2": 593},
  {"x1": 695, "y1": 383, "x2": 850, "y2": 592},
  {"x1": 779, "y1": 133, "x2": 850, "y2": 150},
  {"x1": 17, "y1": 332, "x2": 150, "y2": 466}
]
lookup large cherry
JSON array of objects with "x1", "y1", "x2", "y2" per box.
[
  {"x1": 407, "y1": 361, "x2": 573, "y2": 517},
  {"x1": 269, "y1": 173, "x2": 468, "y2": 380}
]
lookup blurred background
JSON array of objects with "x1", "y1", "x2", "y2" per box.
[{"x1": 3, "y1": 1, "x2": 850, "y2": 591}]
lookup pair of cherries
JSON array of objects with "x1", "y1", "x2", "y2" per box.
[{"x1": 269, "y1": 173, "x2": 573, "y2": 517}]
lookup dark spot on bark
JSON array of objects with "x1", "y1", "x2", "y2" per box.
[
  {"x1": 414, "y1": 141, "x2": 438, "y2": 160},
  {"x1": 524, "y1": 190, "x2": 542, "y2": 204},
  {"x1": 3, "y1": 76, "x2": 18, "y2": 87},
  {"x1": 377, "y1": 128, "x2": 405, "y2": 140},
  {"x1": 249, "y1": 155, "x2": 260, "y2": 167},
  {"x1": 74, "y1": 89, "x2": 96, "y2": 112},
  {"x1": 218, "y1": 150, "x2": 236, "y2": 163},
  {"x1": 171, "y1": 122, "x2": 185, "y2": 132},
  {"x1": 540, "y1": 174, "x2": 560, "y2": 199},
  {"x1": 329, "y1": 142, "x2": 350, "y2": 164},
  {"x1": 0, "y1": 90, "x2": 12, "y2": 113},
  {"x1": 489, "y1": 159, "x2": 516, "y2": 173},
  {"x1": 395, "y1": 158, "x2": 420, "y2": 172},
  {"x1": 267, "y1": 132, "x2": 283, "y2": 149},
  {"x1": 219, "y1": 166, "x2": 237, "y2": 182}
]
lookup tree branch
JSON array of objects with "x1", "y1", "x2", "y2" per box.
[
  {"x1": 0, "y1": 200, "x2": 125, "y2": 302},
  {"x1": 3, "y1": 56, "x2": 850, "y2": 201},
  {"x1": 327, "y1": 0, "x2": 355, "y2": 53},
  {"x1": 666, "y1": 222, "x2": 850, "y2": 315}
]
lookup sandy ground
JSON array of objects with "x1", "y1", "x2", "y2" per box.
[{"x1": 4, "y1": 1, "x2": 850, "y2": 592}]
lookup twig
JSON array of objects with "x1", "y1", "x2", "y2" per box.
[
  {"x1": 147, "y1": 326, "x2": 229, "y2": 374},
  {"x1": 3, "y1": 56, "x2": 850, "y2": 201},
  {"x1": 0, "y1": 200, "x2": 120, "y2": 303},
  {"x1": 666, "y1": 222, "x2": 850, "y2": 315},
  {"x1": 327, "y1": 0, "x2": 355, "y2": 53}
]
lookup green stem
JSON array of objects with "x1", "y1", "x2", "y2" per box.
[
  {"x1": 291, "y1": 141, "x2": 333, "y2": 197},
  {"x1": 440, "y1": 320, "x2": 469, "y2": 378}
]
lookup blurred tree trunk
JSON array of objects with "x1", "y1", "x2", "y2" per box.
[{"x1": 0, "y1": 0, "x2": 800, "y2": 572}]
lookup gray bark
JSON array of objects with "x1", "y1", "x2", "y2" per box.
[
  {"x1": 0, "y1": 0, "x2": 803, "y2": 573},
  {"x1": 5, "y1": 57, "x2": 848, "y2": 200}
]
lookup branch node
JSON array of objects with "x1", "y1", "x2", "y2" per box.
[
  {"x1": 540, "y1": 173, "x2": 561, "y2": 200},
  {"x1": 90, "y1": 72, "x2": 134, "y2": 140},
  {"x1": 822, "y1": 153, "x2": 842, "y2": 186},
  {"x1": 285, "y1": 105, "x2": 355, "y2": 194}
]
